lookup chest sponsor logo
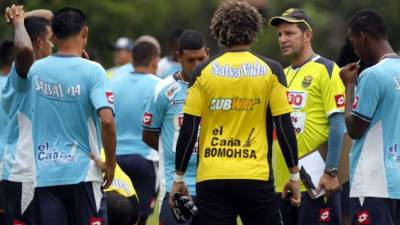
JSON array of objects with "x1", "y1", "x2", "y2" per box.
[
  {"x1": 204, "y1": 126, "x2": 257, "y2": 159},
  {"x1": 335, "y1": 94, "x2": 345, "y2": 107},
  {"x1": 302, "y1": 75, "x2": 313, "y2": 88},
  {"x1": 143, "y1": 112, "x2": 152, "y2": 126},
  {"x1": 209, "y1": 98, "x2": 260, "y2": 111},
  {"x1": 36, "y1": 142, "x2": 77, "y2": 164},
  {"x1": 287, "y1": 91, "x2": 307, "y2": 110},
  {"x1": 319, "y1": 208, "x2": 331, "y2": 223},
  {"x1": 356, "y1": 210, "x2": 369, "y2": 225},
  {"x1": 211, "y1": 61, "x2": 267, "y2": 78},
  {"x1": 353, "y1": 96, "x2": 359, "y2": 109},
  {"x1": 165, "y1": 84, "x2": 181, "y2": 100},
  {"x1": 388, "y1": 144, "x2": 400, "y2": 168}
]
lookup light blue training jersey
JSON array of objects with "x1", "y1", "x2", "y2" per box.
[
  {"x1": 143, "y1": 75, "x2": 197, "y2": 200},
  {"x1": 350, "y1": 55, "x2": 400, "y2": 199},
  {"x1": 157, "y1": 57, "x2": 181, "y2": 79},
  {"x1": 112, "y1": 72, "x2": 161, "y2": 159},
  {"x1": 0, "y1": 74, "x2": 10, "y2": 178},
  {"x1": 1, "y1": 65, "x2": 35, "y2": 182},
  {"x1": 18, "y1": 55, "x2": 114, "y2": 187}
]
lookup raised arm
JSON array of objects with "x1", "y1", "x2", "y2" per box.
[{"x1": 5, "y1": 5, "x2": 34, "y2": 78}]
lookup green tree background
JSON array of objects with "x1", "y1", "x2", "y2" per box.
[{"x1": 1, "y1": 0, "x2": 399, "y2": 68}]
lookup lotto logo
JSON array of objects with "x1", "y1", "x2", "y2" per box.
[
  {"x1": 356, "y1": 210, "x2": 369, "y2": 225},
  {"x1": 143, "y1": 113, "x2": 152, "y2": 126},
  {"x1": 12, "y1": 219, "x2": 25, "y2": 225},
  {"x1": 319, "y1": 208, "x2": 331, "y2": 223},
  {"x1": 106, "y1": 91, "x2": 114, "y2": 104},
  {"x1": 89, "y1": 217, "x2": 103, "y2": 225},
  {"x1": 353, "y1": 96, "x2": 359, "y2": 109},
  {"x1": 335, "y1": 94, "x2": 345, "y2": 107}
]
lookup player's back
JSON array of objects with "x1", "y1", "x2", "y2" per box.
[
  {"x1": 28, "y1": 55, "x2": 112, "y2": 187},
  {"x1": 185, "y1": 50, "x2": 291, "y2": 182},
  {"x1": 112, "y1": 72, "x2": 161, "y2": 157}
]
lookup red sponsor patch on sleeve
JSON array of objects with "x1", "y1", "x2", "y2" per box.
[
  {"x1": 105, "y1": 91, "x2": 114, "y2": 104},
  {"x1": 353, "y1": 96, "x2": 359, "y2": 109},
  {"x1": 335, "y1": 94, "x2": 345, "y2": 107},
  {"x1": 143, "y1": 112, "x2": 152, "y2": 126},
  {"x1": 356, "y1": 210, "x2": 370, "y2": 225}
]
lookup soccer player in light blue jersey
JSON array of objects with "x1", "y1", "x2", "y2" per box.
[
  {"x1": 340, "y1": 9, "x2": 400, "y2": 225},
  {"x1": 142, "y1": 30, "x2": 208, "y2": 225},
  {"x1": 112, "y1": 41, "x2": 161, "y2": 225},
  {"x1": 0, "y1": 39, "x2": 14, "y2": 223},
  {"x1": 5, "y1": 7, "x2": 116, "y2": 225},
  {"x1": 1, "y1": 6, "x2": 53, "y2": 224}
]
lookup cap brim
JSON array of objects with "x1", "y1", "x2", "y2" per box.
[
  {"x1": 268, "y1": 16, "x2": 313, "y2": 31},
  {"x1": 268, "y1": 16, "x2": 304, "y2": 27}
]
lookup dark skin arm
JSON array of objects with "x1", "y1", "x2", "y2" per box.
[
  {"x1": 142, "y1": 130, "x2": 159, "y2": 150},
  {"x1": 339, "y1": 62, "x2": 370, "y2": 139},
  {"x1": 5, "y1": 5, "x2": 35, "y2": 78}
]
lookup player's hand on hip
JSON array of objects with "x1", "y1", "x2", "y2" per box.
[
  {"x1": 89, "y1": 153, "x2": 115, "y2": 188},
  {"x1": 340, "y1": 62, "x2": 360, "y2": 85},
  {"x1": 317, "y1": 173, "x2": 340, "y2": 197},
  {"x1": 282, "y1": 179, "x2": 301, "y2": 207},
  {"x1": 4, "y1": 4, "x2": 24, "y2": 25},
  {"x1": 169, "y1": 181, "x2": 190, "y2": 207}
]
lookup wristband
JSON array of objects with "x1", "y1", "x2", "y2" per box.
[
  {"x1": 290, "y1": 172, "x2": 300, "y2": 181},
  {"x1": 174, "y1": 173, "x2": 184, "y2": 183}
]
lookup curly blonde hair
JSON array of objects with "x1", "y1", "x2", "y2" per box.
[{"x1": 210, "y1": 0, "x2": 263, "y2": 47}]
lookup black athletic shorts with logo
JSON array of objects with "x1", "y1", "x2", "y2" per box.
[{"x1": 193, "y1": 180, "x2": 282, "y2": 225}]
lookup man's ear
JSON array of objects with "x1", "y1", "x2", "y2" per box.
[
  {"x1": 81, "y1": 26, "x2": 89, "y2": 39},
  {"x1": 176, "y1": 50, "x2": 182, "y2": 63}
]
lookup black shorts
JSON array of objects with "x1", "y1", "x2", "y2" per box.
[
  {"x1": 31, "y1": 182, "x2": 107, "y2": 225},
  {"x1": 3, "y1": 180, "x2": 35, "y2": 225},
  {"x1": 193, "y1": 179, "x2": 282, "y2": 225},
  {"x1": 278, "y1": 191, "x2": 341, "y2": 225},
  {"x1": 351, "y1": 197, "x2": 400, "y2": 225}
]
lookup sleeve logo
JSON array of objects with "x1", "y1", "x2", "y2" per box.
[
  {"x1": 143, "y1": 112, "x2": 152, "y2": 126},
  {"x1": 335, "y1": 94, "x2": 345, "y2": 107},
  {"x1": 106, "y1": 91, "x2": 114, "y2": 104},
  {"x1": 353, "y1": 96, "x2": 359, "y2": 109}
]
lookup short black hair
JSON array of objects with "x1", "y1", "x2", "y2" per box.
[
  {"x1": 132, "y1": 42, "x2": 159, "y2": 67},
  {"x1": 349, "y1": 9, "x2": 387, "y2": 40},
  {"x1": 25, "y1": 16, "x2": 50, "y2": 41},
  {"x1": 210, "y1": 0, "x2": 263, "y2": 47},
  {"x1": 0, "y1": 40, "x2": 14, "y2": 67},
  {"x1": 52, "y1": 7, "x2": 87, "y2": 39},
  {"x1": 178, "y1": 30, "x2": 206, "y2": 52}
]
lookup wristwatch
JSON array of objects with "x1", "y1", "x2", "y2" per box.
[{"x1": 324, "y1": 168, "x2": 338, "y2": 177}]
